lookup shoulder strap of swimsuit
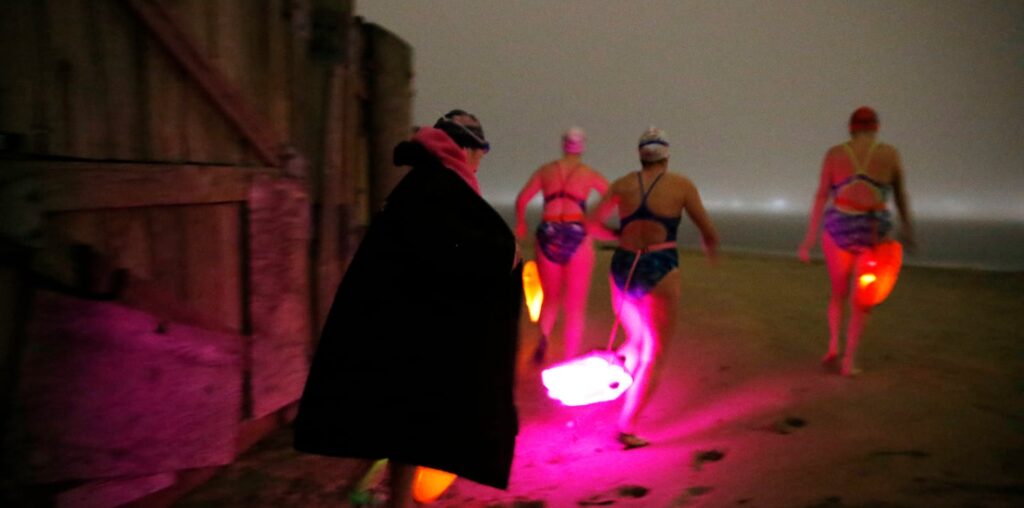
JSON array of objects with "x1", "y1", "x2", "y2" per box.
[
  {"x1": 842, "y1": 141, "x2": 879, "y2": 175},
  {"x1": 638, "y1": 170, "x2": 665, "y2": 204}
]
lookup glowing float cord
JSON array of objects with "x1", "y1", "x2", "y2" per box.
[{"x1": 605, "y1": 242, "x2": 675, "y2": 352}]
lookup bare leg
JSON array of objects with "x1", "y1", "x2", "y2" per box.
[
  {"x1": 843, "y1": 256, "x2": 871, "y2": 376},
  {"x1": 821, "y1": 234, "x2": 853, "y2": 365},
  {"x1": 561, "y1": 239, "x2": 595, "y2": 359},
  {"x1": 609, "y1": 275, "x2": 642, "y2": 374},
  {"x1": 616, "y1": 269, "x2": 679, "y2": 444},
  {"x1": 535, "y1": 249, "x2": 565, "y2": 362},
  {"x1": 388, "y1": 461, "x2": 416, "y2": 508},
  {"x1": 842, "y1": 305, "x2": 869, "y2": 376}
]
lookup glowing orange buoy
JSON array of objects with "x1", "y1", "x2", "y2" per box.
[
  {"x1": 412, "y1": 466, "x2": 457, "y2": 504},
  {"x1": 854, "y1": 240, "x2": 903, "y2": 310},
  {"x1": 522, "y1": 260, "x2": 544, "y2": 323}
]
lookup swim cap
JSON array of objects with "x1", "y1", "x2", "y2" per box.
[
  {"x1": 638, "y1": 127, "x2": 669, "y2": 162},
  {"x1": 562, "y1": 126, "x2": 586, "y2": 155},
  {"x1": 849, "y1": 106, "x2": 879, "y2": 133},
  {"x1": 434, "y1": 109, "x2": 490, "y2": 151}
]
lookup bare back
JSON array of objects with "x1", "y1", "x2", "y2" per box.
[
  {"x1": 826, "y1": 139, "x2": 901, "y2": 211},
  {"x1": 608, "y1": 169, "x2": 716, "y2": 251},
  {"x1": 527, "y1": 159, "x2": 608, "y2": 216},
  {"x1": 516, "y1": 156, "x2": 610, "y2": 239}
]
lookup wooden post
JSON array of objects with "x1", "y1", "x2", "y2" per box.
[{"x1": 362, "y1": 23, "x2": 414, "y2": 212}]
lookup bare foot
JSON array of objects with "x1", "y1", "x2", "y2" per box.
[
  {"x1": 532, "y1": 335, "x2": 548, "y2": 365},
  {"x1": 840, "y1": 362, "x2": 862, "y2": 377},
  {"x1": 618, "y1": 433, "x2": 649, "y2": 450},
  {"x1": 821, "y1": 353, "x2": 841, "y2": 374}
]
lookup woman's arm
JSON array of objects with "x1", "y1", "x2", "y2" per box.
[
  {"x1": 798, "y1": 152, "x2": 833, "y2": 262},
  {"x1": 514, "y1": 169, "x2": 544, "y2": 239},
  {"x1": 890, "y1": 149, "x2": 916, "y2": 251},
  {"x1": 682, "y1": 178, "x2": 719, "y2": 262},
  {"x1": 587, "y1": 167, "x2": 611, "y2": 199},
  {"x1": 586, "y1": 181, "x2": 621, "y2": 242}
]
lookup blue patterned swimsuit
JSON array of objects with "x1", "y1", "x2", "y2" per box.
[
  {"x1": 536, "y1": 165, "x2": 590, "y2": 265},
  {"x1": 823, "y1": 142, "x2": 892, "y2": 253}
]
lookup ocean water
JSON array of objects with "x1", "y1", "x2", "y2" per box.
[{"x1": 495, "y1": 205, "x2": 1024, "y2": 272}]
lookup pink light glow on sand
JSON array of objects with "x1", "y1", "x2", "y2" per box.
[{"x1": 541, "y1": 351, "x2": 633, "y2": 406}]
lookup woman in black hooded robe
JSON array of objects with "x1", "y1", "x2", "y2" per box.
[{"x1": 294, "y1": 110, "x2": 522, "y2": 506}]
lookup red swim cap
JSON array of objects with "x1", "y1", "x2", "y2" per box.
[{"x1": 849, "y1": 106, "x2": 879, "y2": 133}]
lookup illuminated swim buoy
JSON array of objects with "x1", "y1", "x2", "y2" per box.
[
  {"x1": 854, "y1": 240, "x2": 903, "y2": 310},
  {"x1": 541, "y1": 350, "x2": 634, "y2": 406},
  {"x1": 412, "y1": 466, "x2": 458, "y2": 504},
  {"x1": 522, "y1": 260, "x2": 544, "y2": 323}
]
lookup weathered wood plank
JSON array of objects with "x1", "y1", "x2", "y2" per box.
[
  {"x1": 265, "y1": 0, "x2": 292, "y2": 147},
  {"x1": 39, "y1": 211, "x2": 109, "y2": 290},
  {"x1": 364, "y1": 23, "x2": 413, "y2": 211},
  {"x1": 142, "y1": 3, "x2": 188, "y2": 162},
  {"x1": 55, "y1": 473, "x2": 176, "y2": 508},
  {"x1": 47, "y1": 211, "x2": 106, "y2": 254},
  {"x1": 123, "y1": 0, "x2": 283, "y2": 166},
  {"x1": 178, "y1": 0, "x2": 226, "y2": 164},
  {"x1": 0, "y1": 0, "x2": 37, "y2": 146},
  {"x1": 182, "y1": 203, "x2": 243, "y2": 333},
  {"x1": 97, "y1": 0, "x2": 146, "y2": 160},
  {"x1": 102, "y1": 208, "x2": 153, "y2": 279},
  {"x1": 28, "y1": 1, "x2": 54, "y2": 154},
  {"x1": 20, "y1": 292, "x2": 243, "y2": 483},
  {"x1": 47, "y1": 0, "x2": 109, "y2": 158},
  {"x1": 146, "y1": 206, "x2": 187, "y2": 301},
  {"x1": 0, "y1": 160, "x2": 277, "y2": 211},
  {"x1": 248, "y1": 176, "x2": 311, "y2": 418}
]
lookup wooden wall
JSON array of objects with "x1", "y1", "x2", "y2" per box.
[{"x1": 0, "y1": 0, "x2": 412, "y2": 505}]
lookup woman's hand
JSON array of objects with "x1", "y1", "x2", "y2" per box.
[
  {"x1": 514, "y1": 222, "x2": 527, "y2": 240},
  {"x1": 797, "y1": 236, "x2": 815, "y2": 263},
  {"x1": 587, "y1": 222, "x2": 619, "y2": 242},
  {"x1": 703, "y1": 239, "x2": 719, "y2": 266},
  {"x1": 898, "y1": 227, "x2": 917, "y2": 254}
]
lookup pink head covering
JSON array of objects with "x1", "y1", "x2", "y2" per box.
[
  {"x1": 412, "y1": 127, "x2": 481, "y2": 195},
  {"x1": 562, "y1": 127, "x2": 586, "y2": 155}
]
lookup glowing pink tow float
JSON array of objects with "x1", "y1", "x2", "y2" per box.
[{"x1": 542, "y1": 350, "x2": 633, "y2": 406}]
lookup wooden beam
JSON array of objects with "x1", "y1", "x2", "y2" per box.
[
  {"x1": 0, "y1": 160, "x2": 277, "y2": 211},
  {"x1": 121, "y1": 0, "x2": 283, "y2": 167}
]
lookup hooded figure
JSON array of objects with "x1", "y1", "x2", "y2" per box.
[{"x1": 294, "y1": 110, "x2": 522, "y2": 489}]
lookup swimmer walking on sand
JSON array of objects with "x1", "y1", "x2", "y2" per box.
[
  {"x1": 798, "y1": 107, "x2": 916, "y2": 377},
  {"x1": 590, "y1": 127, "x2": 719, "y2": 449},
  {"x1": 516, "y1": 127, "x2": 610, "y2": 363}
]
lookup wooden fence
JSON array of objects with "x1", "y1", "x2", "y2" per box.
[{"x1": 0, "y1": 0, "x2": 413, "y2": 505}]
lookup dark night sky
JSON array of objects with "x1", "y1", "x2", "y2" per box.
[{"x1": 358, "y1": 1, "x2": 1024, "y2": 220}]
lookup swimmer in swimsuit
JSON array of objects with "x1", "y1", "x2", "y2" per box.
[
  {"x1": 799, "y1": 107, "x2": 916, "y2": 376},
  {"x1": 516, "y1": 127, "x2": 610, "y2": 363},
  {"x1": 590, "y1": 127, "x2": 719, "y2": 449}
]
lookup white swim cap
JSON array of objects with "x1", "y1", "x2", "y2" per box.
[{"x1": 638, "y1": 127, "x2": 669, "y2": 162}]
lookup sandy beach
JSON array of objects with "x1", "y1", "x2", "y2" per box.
[{"x1": 176, "y1": 249, "x2": 1024, "y2": 508}]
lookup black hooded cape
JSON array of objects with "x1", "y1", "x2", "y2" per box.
[{"x1": 294, "y1": 140, "x2": 522, "y2": 489}]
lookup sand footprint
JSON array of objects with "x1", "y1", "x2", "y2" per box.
[
  {"x1": 692, "y1": 449, "x2": 726, "y2": 471},
  {"x1": 577, "y1": 485, "x2": 649, "y2": 506},
  {"x1": 761, "y1": 416, "x2": 808, "y2": 435}
]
